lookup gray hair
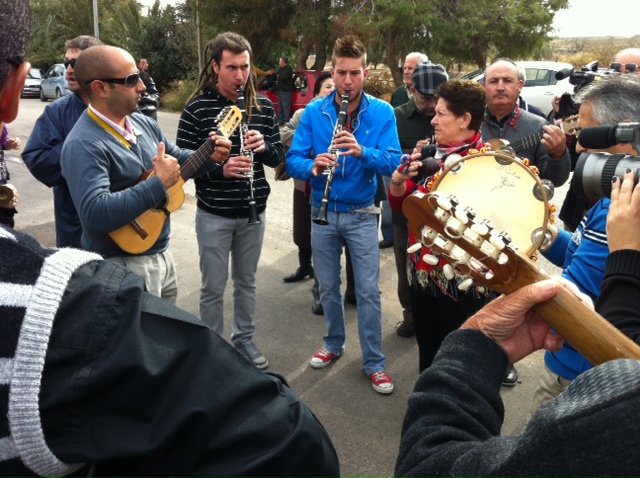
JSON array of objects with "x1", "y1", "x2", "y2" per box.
[
  {"x1": 406, "y1": 52, "x2": 429, "y2": 64},
  {"x1": 575, "y1": 76, "x2": 640, "y2": 124},
  {"x1": 64, "y1": 35, "x2": 103, "y2": 51},
  {"x1": 0, "y1": 0, "x2": 31, "y2": 91}
]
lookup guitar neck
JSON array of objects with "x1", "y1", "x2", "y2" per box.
[
  {"x1": 510, "y1": 131, "x2": 543, "y2": 154},
  {"x1": 498, "y1": 250, "x2": 640, "y2": 365},
  {"x1": 180, "y1": 128, "x2": 224, "y2": 181}
]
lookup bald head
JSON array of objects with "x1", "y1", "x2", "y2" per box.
[
  {"x1": 614, "y1": 48, "x2": 640, "y2": 73},
  {"x1": 74, "y1": 45, "x2": 136, "y2": 99}
]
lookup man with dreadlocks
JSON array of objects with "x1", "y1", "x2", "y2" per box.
[{"x1": 177, "y1": 32, "x2": 284, "y2": 370}]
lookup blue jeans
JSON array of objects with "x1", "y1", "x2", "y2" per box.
[
  {"x1": 196, "y1": 208, "x2": 266, "y2": 345},
  {"x1": 311, "y1": 209, "x2": 386, "y2": 375}
]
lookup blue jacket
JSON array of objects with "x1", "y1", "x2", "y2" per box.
[
  {"x1": 286, "y1": 91, "x2": 401, "y2": 211},
  {"x1": 61, "y1": 111, "x2": 193, "y2": 258},
  {"x1": 22, "y1": 93, "x2": 88, "y2": 248},
  {"x1": 543, "y1": 199, "x2": 610, "y2": 380}
]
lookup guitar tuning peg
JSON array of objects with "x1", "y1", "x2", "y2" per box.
[
  {"x1": 407, "y1": 242, "x2": 423, "y2": 253},
  {"x1": 422, "y1": 254, "x2": 439, "y2": 265},
  {"x1": 464, "y1": 207, "x2": 476, "y2": 220},
  {"x1": 443, "y1": 263, "x2": 455, "y2": 280},
  {"x1": 533, "y1": 179, "x2": 555, "y2": 201},
  {"x1": 435, "y1": 194, "x2": 454, "y2": 211},
  {"x1": 458, "y1": 277, "x2": 474, "y2": 291},
  {"x1": 454, "y1": 208, "x2": 469, "y2": 225},
  {"x1": 498, "y1": 231, "x2": 513, "y2": 245},
  {"x1": 470, "y1": 222, "x2": 489, "y2": 236}
]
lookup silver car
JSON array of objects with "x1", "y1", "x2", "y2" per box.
[
  {"x1": 40, "y1": 63, "x2": 70, "y2": 101},
  {"x1": 21, "y1": 68, "x2": 43, "y2": 98}
]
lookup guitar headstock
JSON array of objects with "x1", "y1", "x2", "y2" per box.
[
  {"x1": 216, "y1": 106, "x2": 243, "y2": 139},
  {"x1": 402, "y1": 192, "x2": 548, "y2": 296},
  {"x1": 562, "y1": 114, "x2": 580, "y2": 136}
]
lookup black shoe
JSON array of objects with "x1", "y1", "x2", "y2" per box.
[
  {"x1": 284, "y1": 249, "x2": 313, "y2": 282},
  {"x1": 379, "y1": 239, "x2": 394, "y2": 249},
  {"x1": 311, "y1": 297, "x2": 324, "y2": 315},
  {"x1": 283, "y1": 265, "x2": 314, "y2": 282},
  {"x1": 395, "y1": 320, "x2": 415, "y2": 338},
  {"x1": 502, "y1": 364, "x2": 518, "y2": 387}
]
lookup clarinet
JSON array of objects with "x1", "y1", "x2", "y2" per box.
[
  {"x1": 236, "y1": 85, "x2": 261, "y2": 225},
  {"x1": 313, "y1": 91, "x2": 350, "y2": 225}
]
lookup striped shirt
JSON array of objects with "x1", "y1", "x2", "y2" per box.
[{"x1": 176, "y1": 87, "x2": 283, "y2": 218}]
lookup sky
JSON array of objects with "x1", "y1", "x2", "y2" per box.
[
  {"x1": 552, "y1": 0, "x2": 638, "y2": 38},
  {"x1": 137, "y1": 0, "x2": 639, "y2": 38}
]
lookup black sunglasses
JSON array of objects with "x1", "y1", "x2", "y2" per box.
[
  {"x1": 63, "y1": 58, "x2": 76, "y2": 68},
  {"x1": 84, "y1": 72, "x2": 141, "y2": 88},
  {"x1": 610, "y1": 62, "x2": 638, "y2": 73}
]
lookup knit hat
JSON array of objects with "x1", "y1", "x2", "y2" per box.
[{"x1": 412, "y1": 63, "x2": 449, "y2": 96}]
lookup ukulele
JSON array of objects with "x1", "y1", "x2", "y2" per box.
[
  {"x1": 402, "y1": 191, "x2": 640, "y2": 365},
  {"x1": 488, "y1": 115, "x2": 580, "y2": 154},
  {"x1": 109, "y1": 106, "x2": 242, "y2": 254}
]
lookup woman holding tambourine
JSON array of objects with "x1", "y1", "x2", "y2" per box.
[{"x1": 388, "y1": 80, "x2": 496, "y2": 372}]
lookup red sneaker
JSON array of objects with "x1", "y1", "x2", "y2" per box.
[
  {"x1": 309, "y1": 349, "x2": 339, "y2": 369},
  {"x1": 370, "y1": 371, "x2": 394, "y2": 394}
]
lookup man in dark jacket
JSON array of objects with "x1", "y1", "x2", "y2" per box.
[
  {"x1": 138, "y1": 58, "x2": 160, "y2": 120},
  {"x1": 22, "y1": 35, "x2": 103, "y2": 248},
  {"x1": 276, "y1": 56, "x2": 294, "y2": 125}
]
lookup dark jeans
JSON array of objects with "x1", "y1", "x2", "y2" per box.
[{"x1": 277, "y1": 91, "x2": 293, "y2": 124}]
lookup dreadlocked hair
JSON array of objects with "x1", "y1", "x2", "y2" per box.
[{"x1": 188, "y1": 31, "x2": 261, "y2": 121}]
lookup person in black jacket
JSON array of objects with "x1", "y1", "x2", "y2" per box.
[
  {"x1": 138, "y1": 58, "x2": 160, "y2": 120},
  {"x1": 177, "y1": 32, "x2": 283, "y2": 370}
]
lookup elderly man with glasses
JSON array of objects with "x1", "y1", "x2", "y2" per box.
[
  {"x1": 611, "y1": 48, "x2": 640, "y2": 74},
  {"x1": 60, "y1": 45, "x2": 232, "y2": 303}
]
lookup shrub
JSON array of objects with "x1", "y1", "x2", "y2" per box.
[{"x1": 161, "y1": 79, "x2": 198, "y2": 112}]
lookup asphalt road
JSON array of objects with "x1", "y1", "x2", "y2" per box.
[{"x1": 6, "y1": 97, "x2": 567, "y2": 477}]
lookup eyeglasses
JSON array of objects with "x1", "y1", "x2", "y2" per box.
[
  {"x1": 63, "y1": 58, "x2": 76, "y2": 69},
  {"x1": 84, "y1": 72, "x2": 141, "y2": 88},
  {"x1": 610, "y1": 62, "x2": 638, "y2": 73}
]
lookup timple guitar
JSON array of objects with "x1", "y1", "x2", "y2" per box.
[
  {"x1": 402, "y1": 190, "x2": 640, "y2": 364},
  {"x1": 487, "y1": 114, "x2": 579, "y2": 155},
  {"x1": 109, "y1": 106, "x2": 242, "y2": 254}
]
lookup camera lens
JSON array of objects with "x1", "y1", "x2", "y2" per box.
[{"x1": 574, "y1": 152, "x2": 640, "y2": 200}]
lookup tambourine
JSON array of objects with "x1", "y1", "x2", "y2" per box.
[
  {"x1": 430, "y1": 150, "x2": 554, "y2": 256},
  {"x1": 0, "y1": 184, "x2": 15, "y2": 207}
]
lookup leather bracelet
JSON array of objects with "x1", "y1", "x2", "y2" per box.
[{"x1": 390, "y1": 176, "x2": 405, "y2": 187}]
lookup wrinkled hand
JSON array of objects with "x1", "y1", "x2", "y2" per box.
[
  {"x1": 153, "y1": 142, "x2": 181, "y2": 189},
  {"x1": 461, "y1": 279, "x2": 571, "y2": 364},
  {"x1": 244, "y1": 129, "x2": 266, "y2": 154},
  {"x1": 541, "y1": 123, "x2": 567, "y2": 160},
  {"x1": 223, "y1": 154, "x2": 253, "y2": 179},
  {"x1": 332, "y1": 130, "x2": 363, "y2": 158},
  {"x1": 4, "y1": 137, "x2": 21, "y2": 150},
  {"x1": 207, "y1": 133, "x2": 232, "y2": 164},
  {"x1": 415, "y1": 138, "x2": 432, "y2": 150},
  {"x1": 608, "y1": 171, "x2": 640, "y2": 252}
]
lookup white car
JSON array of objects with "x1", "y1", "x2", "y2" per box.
[{"x1": 461, "y1": 61, "x2": 574, "y2": 117}]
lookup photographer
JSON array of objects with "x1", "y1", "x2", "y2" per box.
[{"x1": 527, "y1": 75, "x2": 640, "y2": 418}]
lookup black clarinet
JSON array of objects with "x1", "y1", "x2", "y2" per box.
[
  {"x1": 313, "y1": 91, "x2": 350, "y2": 225},
  {"x1": 236, "y1": 85, "x2": 261, "y2": 225}
]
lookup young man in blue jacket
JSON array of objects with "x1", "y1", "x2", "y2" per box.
[{"x1": 286, "y1": 35, "x2": 402, "y2": 394}]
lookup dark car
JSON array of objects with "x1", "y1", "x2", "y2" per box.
[
  {"x1": 258, "y1": 70, "x2": 323, "y2": 117},
  {"x1": 21, "y1": 68, "x2": 43, "y2": 98}
]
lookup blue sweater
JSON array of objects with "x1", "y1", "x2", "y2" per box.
[
  {"x1": 22, "y1": 93, "x2": 88, "y2": 248},
  {"x1": 60, "y1": 111, "x2": 192, "y2": 257},
  {"x1": 543, "y1": 199, "x2": 610, "y2": 379},
  {"x1": 286, "y1": 91, "x2": 401, "y2": 211}
]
